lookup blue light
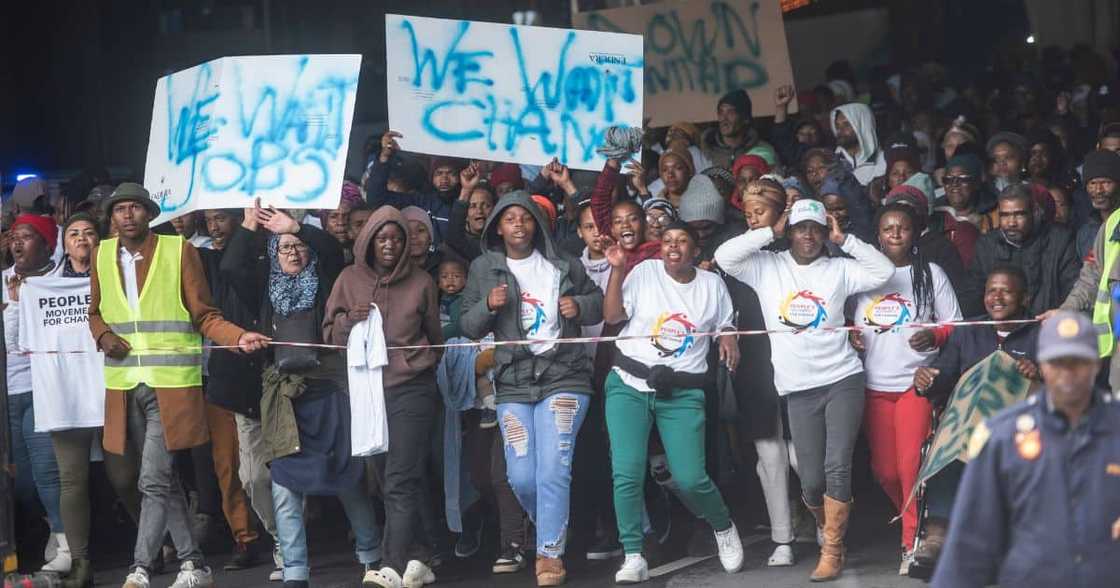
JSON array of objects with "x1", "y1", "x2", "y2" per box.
[{"x1": 15, "y1": 173, "x2": 38, "y2": 181}]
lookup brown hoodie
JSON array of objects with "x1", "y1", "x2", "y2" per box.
[{"x1": 323, "y1": 207, "x2": 443, "y2": 388}]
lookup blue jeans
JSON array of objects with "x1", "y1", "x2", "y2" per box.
[
  {"x1": 271, "y1": 481, "x2": 381, "y2": 581},
  {"x1": 8, "y1": 393, "x2": 63, "y2": 532},
  {"x1": 497, "y1": 392, "x2": 589, "y2": 558}
]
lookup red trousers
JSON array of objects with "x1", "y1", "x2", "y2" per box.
[{"x1": 863, "y1": 389, "x2": 931, "y2": 549}]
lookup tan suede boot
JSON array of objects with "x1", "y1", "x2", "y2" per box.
[
  {"x1": 536, "y1": 555, "x2": 566, "y2": 586},
  {"x1": 810, "y1": 496, "x2": 852, "y2": 582},
  {"x1": 804, "y1": 499, "x2": 825, "y2": 546}
]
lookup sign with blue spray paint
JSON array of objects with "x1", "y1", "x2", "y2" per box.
[
  {"x1": 573, "y1": 0, "x2": 796, "y2": 127},
  {"x1": 385, "y1": 14, "x2": 644, "y2": 171},
  {"x1": 143, "y1": 54, "x2": 361, "y2": 224}
]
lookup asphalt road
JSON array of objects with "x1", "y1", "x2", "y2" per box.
[{"x1": 74, "y1": 489, "x2": 921, "y2": 587}]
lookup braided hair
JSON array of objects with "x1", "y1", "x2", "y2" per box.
[{"x1": 874, "y1": 202, "x2": 937, "y2": 320}]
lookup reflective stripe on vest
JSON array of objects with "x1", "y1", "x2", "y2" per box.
[
  {"x1": 96, "y1": 235, "x2": 202, "y2": 389},
  {"x1": 1091, "y1": 209, "x2": 1120, "y2": 357}
]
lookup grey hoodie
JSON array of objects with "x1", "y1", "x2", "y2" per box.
[{"x1": 458, "y1": 191, "x2": 603, "y2": 404}]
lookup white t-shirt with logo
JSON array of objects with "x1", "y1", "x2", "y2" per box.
[
  {"x1": 851, "y1": 264, "x2": 962, "y2": 392},
  {"x1": 614, "y1": 260, "x2": 733, "y2": 392},
  {"x1": 506, "y1": 250, "x2": 562, "y2": 355},
  {"x1": 714, "y1": 227, "x2": 895, "y2": 395}
]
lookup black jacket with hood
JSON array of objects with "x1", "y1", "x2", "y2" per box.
[{"x1": 459, "y1": 191, "x2": 604, "y2": 404}]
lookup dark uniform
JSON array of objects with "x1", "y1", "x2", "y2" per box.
[{"x1": 931, "y1": 389, "x2": 1120, "y2": 587}]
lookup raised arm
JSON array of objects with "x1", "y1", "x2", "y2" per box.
[
  {"x1": 836, "y1": 219, "x2": 895, "y2": 294},
  {"x1": 592, "y1": 160, "x2": 621, "y2": 237},
  {"x1": 602, "y1": 243, "x2": 630, "y2": 325}
]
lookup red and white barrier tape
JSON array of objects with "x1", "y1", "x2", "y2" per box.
[{"x1": 6, "y1": 318, "x2": 1040, "y2": 355}]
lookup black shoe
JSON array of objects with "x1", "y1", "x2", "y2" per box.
[
  {"x1": 585, "y1": 536, "x2": 623, "y2": 560},
  {"x1": 492, "y1": 546, "x2": 527, "y2": 574},
  {"x1": 224, "y1": 542, "x2": 259, "y2": 571}
]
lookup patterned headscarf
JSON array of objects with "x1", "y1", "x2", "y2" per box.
[{"x1": 268, "y1": 234, "x2": 319, "y2": 317}]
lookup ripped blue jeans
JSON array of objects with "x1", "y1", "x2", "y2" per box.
[{"x1": 497, "y1": 392, "x2": 589, "y2": 558}]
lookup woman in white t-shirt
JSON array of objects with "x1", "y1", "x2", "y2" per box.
[
  {"x1": 601, "y1": 222, "x2": 744, "y2": 583},
  {"x1": 714, "y1": 198, "x2": 894, "y2": 583},
  {"x1": 848, "y1": 203, "x2": 961, "y2": 574}
]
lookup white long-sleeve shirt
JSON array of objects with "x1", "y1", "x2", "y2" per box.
[{"x1": 714, "y1": 227, "x2": 894, "y2": 394}]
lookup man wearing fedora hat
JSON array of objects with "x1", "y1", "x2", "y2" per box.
[
  {"x1": 87, "y1": 182, "x2": 269, "y2": 588},
  {"x1": 933, "y1": 311, "x2": 1120, "y2": 587}
]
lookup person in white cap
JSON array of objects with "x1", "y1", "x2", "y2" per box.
[
  {"x1": 933, "y1": 310, "x2": 1120, "y2": 588},
  {"x1": 714, "y1": 197, "x2": 893, "y2": 582}
]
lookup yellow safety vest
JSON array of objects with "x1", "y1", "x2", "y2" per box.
[
  {"x1": 1092, "y1": 209, "x2": 1120, "y2": 357},
  {"x1": 96, "y1": 235, "x2": 202, "y2": 389}
]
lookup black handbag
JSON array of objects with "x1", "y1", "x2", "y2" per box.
[{"x1": 272, "y1": 309, "x2": 321, "y2": 374}]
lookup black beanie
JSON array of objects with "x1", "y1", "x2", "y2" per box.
[
  {"x1": 718, "y1": 89, "x2": 753, "y2": 121},
  {"x1": 1083, "y1": 150, "x2": 1120, "y2": 183}
]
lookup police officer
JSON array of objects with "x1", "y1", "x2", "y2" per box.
[{"x1": 932, "y1": 310, "x2": 1120, "y2": 587}]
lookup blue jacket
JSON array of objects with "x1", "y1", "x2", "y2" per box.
[{"x1": 932, "y1": 390, "x2": 1120, "y2": 588}]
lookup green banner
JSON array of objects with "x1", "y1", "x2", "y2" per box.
[{"x1": 908, "y1": 350, "x2": 1035, "y2": 506}]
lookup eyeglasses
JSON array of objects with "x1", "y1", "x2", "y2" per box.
[
  {"x1": 646, "y1": 213, "x2": 671, "y2": 226},
  {"x1": 943, "y1": 175, "x2": 975, "y2": 186},
  {"x1": 278, "y1": 243, "x2": 309, "y2": 255}
]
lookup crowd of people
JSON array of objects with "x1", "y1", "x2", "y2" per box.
[{"x1": 5, "y1": 46, "x2": 1120, "y2": 588}]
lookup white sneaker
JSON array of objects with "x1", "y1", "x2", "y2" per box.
[
  {"x1": 614, "y1": 553, "x2": 649, "y2": 584},
  {"x1": 714, "y1": 523, "x2": 744, "y2": 573},
  {"x1": 41, "y1": 532, "x2": 72, "y2": 573},
  {"x1": 44, "y1": 532, "x2": 58, "y2": 562},
  {"x1": 899, "y1": 549, "x2": 914, "y2": 576},
  {"x1": 402, "y1": 560, "x2": 436, "y2": 587},
  {"x1": 767, "y1": 544, "x2": 794, "y2": 567},
  {"x1": 169, "y1": 561, "x2": 214, "y2": 588},
  {"x1": 123, "y1": 567, "x2": 151, "y2": 588},
  {"x1": 363, "y1": 566, "x2": 403, "y2": 588}
]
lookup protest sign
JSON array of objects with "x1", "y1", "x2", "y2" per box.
[
  {"x1": 143, "y1": 54, "x2": 362, "y2": 225},
  {"x1": 385, "y1": 14, "x2": 644, "y2": 171},
  {"x1": 573, "y1": 0, "x2": 796, "y2": 127},
  {"x1": 17, "y1": 276, "x2": 105, "y2": 432},
  {"x1": 908, "y1": 350, "x2": 1035, "y2": 504}
]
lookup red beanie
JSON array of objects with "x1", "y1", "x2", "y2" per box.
[
  {"x1": 732, "y1": 154, "x2": 770, "y2": 180},
  {"x1": 14, "y1": 214, "x2": 58, "y2": 251},
  {"x1": 489, "y1": 163, "x2": 525, "y2": 190},
  {"x1": 531, "y1": 195, "x2": 557, "y2": 229}
]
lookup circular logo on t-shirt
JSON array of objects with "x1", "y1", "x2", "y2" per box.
[
  {"x1": 779, "y1": 290, "x2": 828, "y2": 329},
  {"x1": 863, "y1": 292, "x2": 913, "y2": 333},
  {"x1": 520, "y1": 292, "x2": 548, "y2": 335},
  {"x1": 650, "y1": 312, "x2": 696, "y2": 358}
]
